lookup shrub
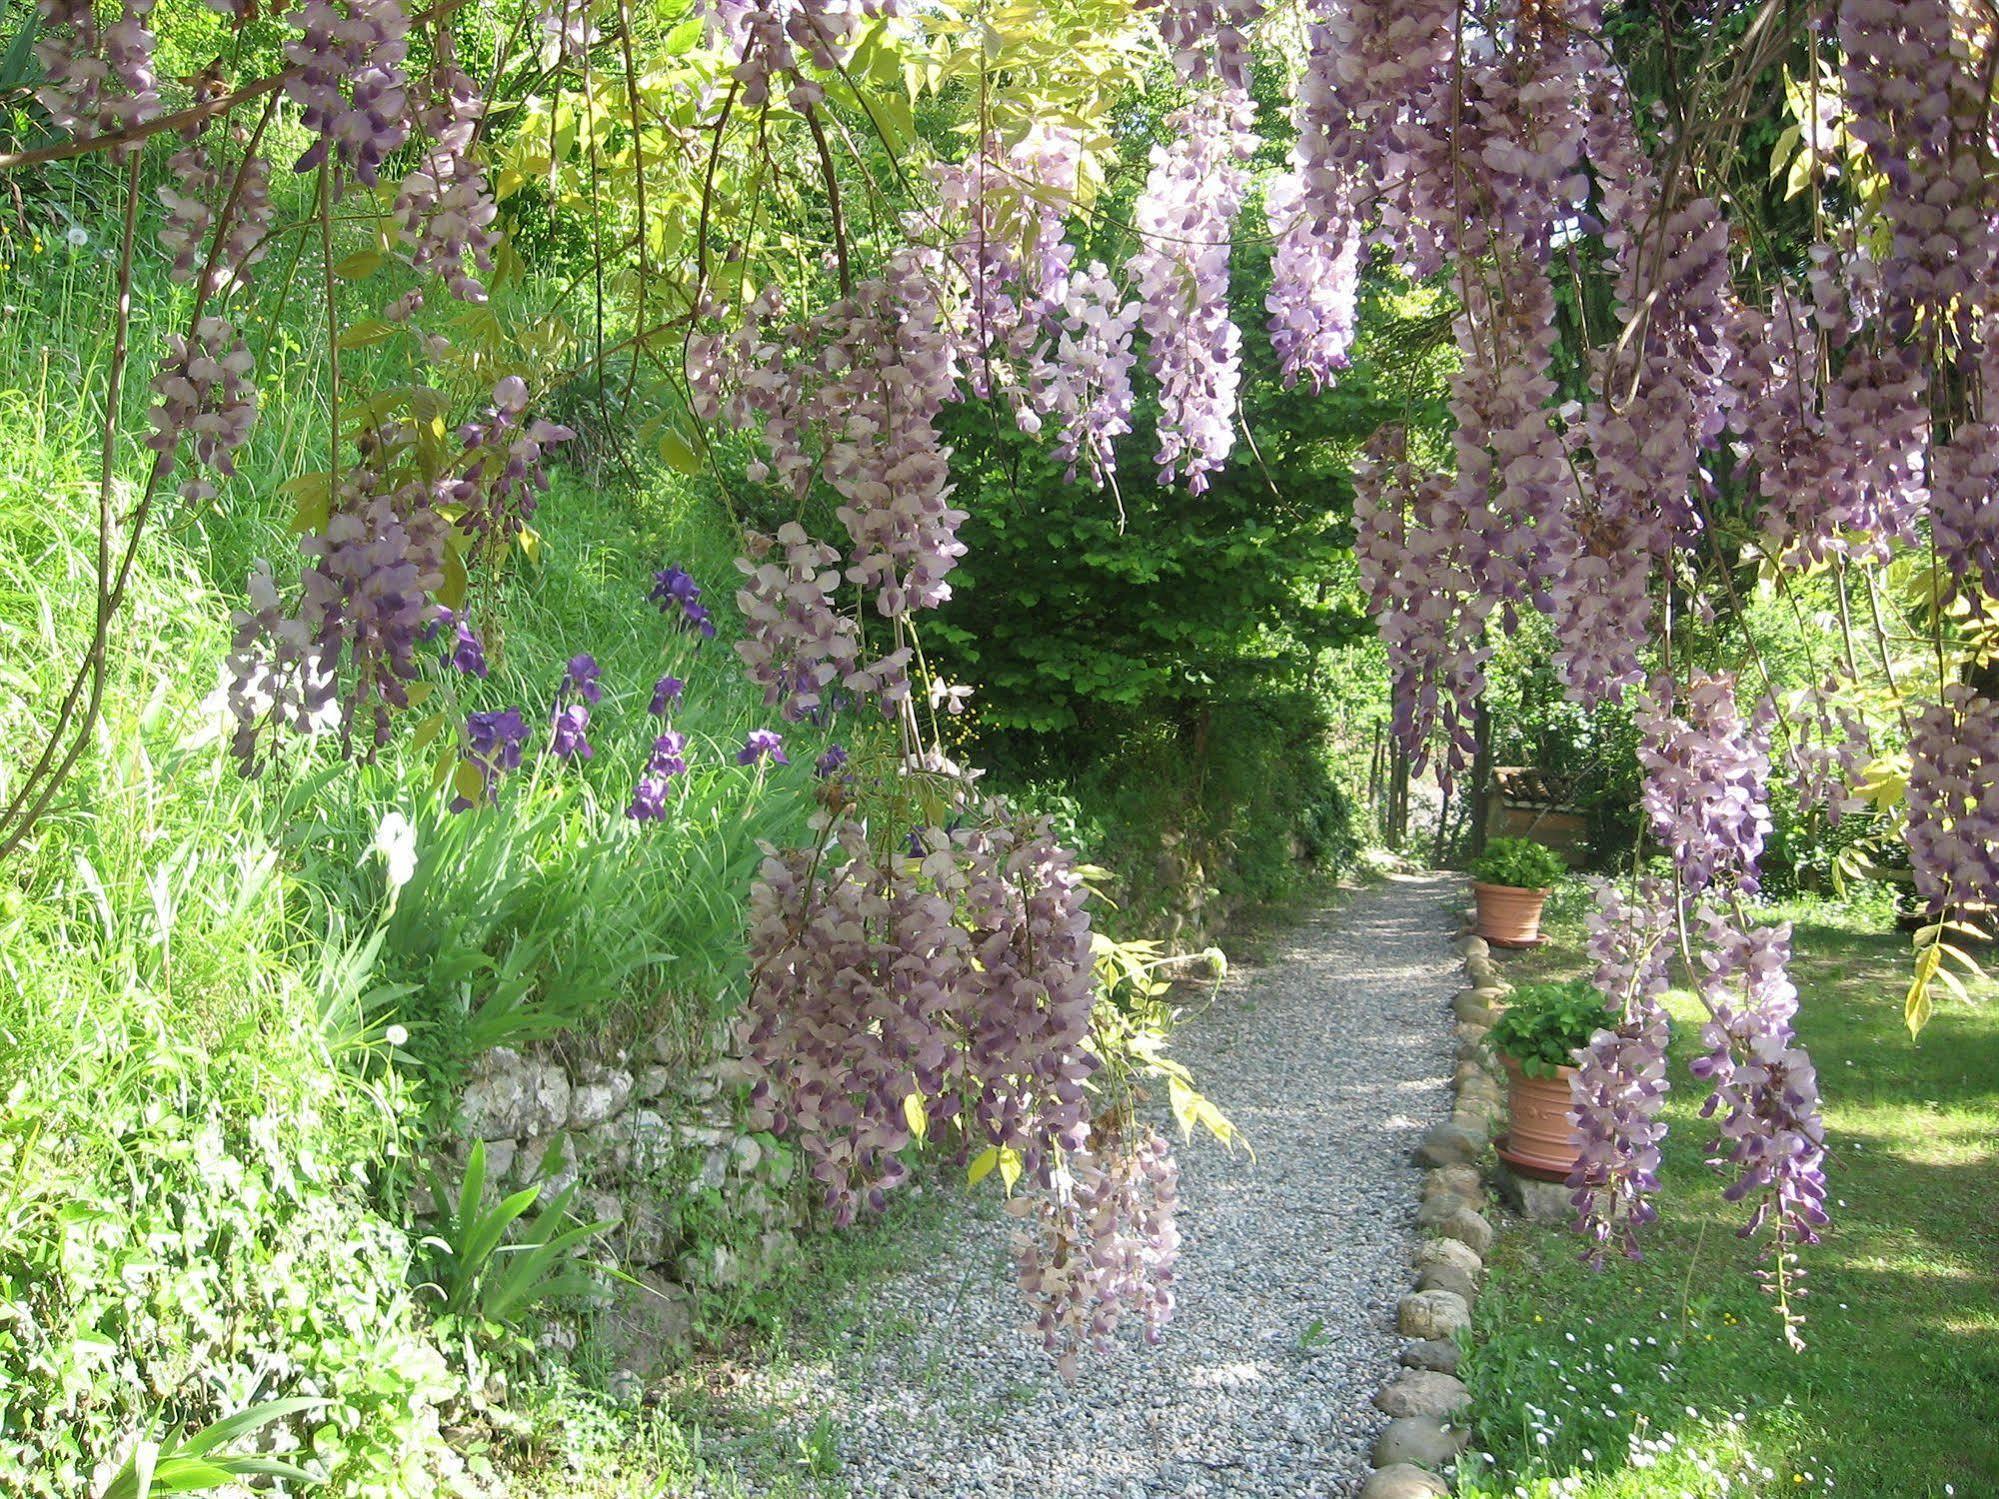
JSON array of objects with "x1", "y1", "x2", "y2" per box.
[
  {"x1": 1470, "y1": 837, "x2": 1568, "y2": 891},
  {"x1": 1488, "y1": 980, "x2": 1617, "y2": 1077}
]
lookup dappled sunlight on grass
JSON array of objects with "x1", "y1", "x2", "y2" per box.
[{"x1": 1462, "y1": 888, "x2": 1999, "y2": 1498}]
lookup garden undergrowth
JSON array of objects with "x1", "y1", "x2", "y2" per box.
[{"x1": 0, "y1": 224, "x2": 840, "y2": 1492}]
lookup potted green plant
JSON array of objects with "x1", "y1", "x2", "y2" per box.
[
  {"x1": 1468, "y1": 836, "x2": 1566, "y2": 947},
  {"x1": 1487, "y1": 979, "x2": 1607, "y2": 1181}
]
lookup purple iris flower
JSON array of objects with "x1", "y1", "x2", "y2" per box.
[
  {"x1": 550, "y1": 703, "x2": 594, "y2": 760},
  {"x1": 627, "y1": 777, "x2": 670, "y2": 822},
  {"x1": 449, "y1": 619, "x2": 488, "y2": 678},
  {"x1": 814, "y1": 744, "x2": 848, "y2": 778},
  {"x1": 737, "y1": 729, "x2": 787, "y2": 766},
  {"x1": 452, "y1": 707, "x2": 528, "y2": 811},
  {"x1": 627, "y1": 730, "x2": 689, "y2": 822},
  {"x1": 650, "y1": 566, "x2": 718, "y2": 641},
  {"x1": 466, "y1": 707, "x2": 528, "y2": 771},
  {"x1": 561, "y1": 653, "x2": 602, "y2": 704},
  {"x1": 650, "y1": 675, "x2": 685, "y2": 716}
]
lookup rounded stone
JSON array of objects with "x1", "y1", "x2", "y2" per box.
[
  {"x1": 1447, "y1": 1108, "x2": 1492, "y2": 1140},
  {"x1": 1456, "y1": 935, "x2": 1491, "y2": 960},
  {"x1": 1397, "y1": 1289, "x2": 1471, "y2": 1340},
  {"x1": 1374, "y1": 1370, "x2": 1472, "y2": 1420},
  {"x1": 1399, "y1": 1338, "x2": 1462, "y2": 1375},
  {"x1": 1415, "y1": 1122, "x2": 1482, "y2": 1167},
  {"x1": 1452, "y1": 993, "x2": 1499, "y2": 1025},
  {"x1": 1371, "y1": 1416, "x2": 1469, "y2": 1470},
  {"x1": 1433, "y1": 1203, "x2": 1495, "y2": 1256},
  {"x1": 1360, "y1": 1464, "x2": 1450, "y2": 1499},
  {"x1": 1416, "y1": 1261, "x2": 1477, "y2": 1300},
  {"x1": 1413, "y1": 1236, "x2": 1482, "y2": 1279},
  {"x1": 1465, "y1": 955, "x2": 1499, "y2": 985},
  {"x1": 1425, "y1": 1163, "x2": 1481, "y2": 1199}
]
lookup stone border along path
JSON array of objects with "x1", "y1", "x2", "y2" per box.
[{"x1": 728, "y1": 873, "x2": 1493, "y2": 1499}]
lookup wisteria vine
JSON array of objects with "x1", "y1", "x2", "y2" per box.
[{"x1": 15, "y1": 0, "x2": 1999, "y2": 1364}]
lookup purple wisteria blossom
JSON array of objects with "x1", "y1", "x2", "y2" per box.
[{"x1": 1636, "y1": 671, "x2": 1773, "y2": 896}]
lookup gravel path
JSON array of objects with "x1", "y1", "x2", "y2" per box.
[{"x1": 747, "y1": 874, "x2": 1458, "y2": 1499}]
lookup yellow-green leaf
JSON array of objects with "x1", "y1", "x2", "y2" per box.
[
  {"x1": 451, "y1": 758, "x2": 485, "y2": 806},
  {"x1": 967, "y1": 1146, "x2": 999, "y2": 1187},
  {"x1": 438, "y1": 547, "x2": 469, "y2": 613},
  {"x1": 1906, "y1": 943, "x2": 1940, "y2": 1037},
  {"x1": 902, "y1": 1091, "x2": 927, "y2": 1142},
  {"x1": 335, "y1": 317, "x2": 399, "y2": 351},
  {"x1": 658, "y1": 427, "x2": 702, "y2": 475},
  {"x1": 997, "y1": 1146, "x2": 1022, "y2": 1193},
  {"x1": 333, "y1": 249, "x2": 388, "y2": 280},
  {"x1": 282, "y1": 472, "x2": 333, "y2": 534}
]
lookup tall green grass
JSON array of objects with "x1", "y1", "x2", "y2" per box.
[{"x1": 0, "y1": 163, "x2": 837, "y2": 1491}]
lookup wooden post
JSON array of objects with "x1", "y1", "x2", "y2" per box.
[{"x1": 1469, "y1": 694, "x2": 1493, "y2": 861}]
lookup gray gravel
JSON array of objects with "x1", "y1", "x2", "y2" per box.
[{"x1": 745, "y1": 874, "x2": 1458, "y2": 1499}]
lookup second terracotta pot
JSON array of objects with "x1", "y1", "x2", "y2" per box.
[
  {"x1": 1474, "y1": 880, "x2": 1551, "y2": 948},
  {"x1": 1496, "y1": 1054, "x2": 1584, "y2": 1182}
]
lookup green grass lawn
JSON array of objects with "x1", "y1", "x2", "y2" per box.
[{"x1": 1457, "y1": 887, "x2": 1999, "y2": 1499}]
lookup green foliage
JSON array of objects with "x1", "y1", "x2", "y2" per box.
[
  {"x1": 420, "y1": 1140, "x2": 611, "y2": 1329},
  {"x1": 97, "y1": 1400, "x2": 325, "y2": 1499},
  {"x1": 1471, "y1": 837, "x2": 1568, "y2": 891},
  {"x1": 0, "y1": 225, "x2": 832, "y2": 1491},
  {"x1": 1487, "y1": 979, "x2": 1612, "y2": 1077}
]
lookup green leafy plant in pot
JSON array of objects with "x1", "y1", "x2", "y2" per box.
[
  {"x1": 1487, "y1": 979, "x2": 1610, "y2": 1181},
  {"x1": 1468, "y1": 837, "x2": 1567, "y2": 948}
]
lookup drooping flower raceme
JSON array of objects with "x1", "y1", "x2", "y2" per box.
[
  {"x1": 1687, "y1": 914, "x2": 1827, "y2": 1347},
  {"x1": 1125, "y1": 87, "x2": 1254, "y2": 493},
  {"x1": 1905, "y1": 684, "x2": 1999, "y2": 911},
  {"x1": 1567, "y1": 877, "x2": 1677, "y2": 1262},
  {"x1": 1635, "y1": 672, "x2": 1773, "y2": 897},
  {"x1": 445, "y1": 376, "x2": 576, "y2": 552},
  {"x1": 148, "y1": 317, "x2": 258, "y2": 503},
  {"x1": 284, "y1": 0, "x2": 411, "y2": 186},
  {"x1": 1013, "y1": 1127, "x2": 1180, "y2": 1381},
  {"x1": 393, "y1": 44, "x2": 500, "y2": 303},
  {"x1": 734, "y1": 523, "x2": 863, "y2": 723}
]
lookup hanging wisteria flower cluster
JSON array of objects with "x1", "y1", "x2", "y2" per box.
[
  {"x1": 742, "y1": 813, "x2": 1100, "y2": 1223},
  {"x1": 1012, "y1": 1127, "x2": 1181, "y2": 1380}
]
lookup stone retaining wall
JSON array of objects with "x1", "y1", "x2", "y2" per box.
[{"x1": 438, "y1": 1026, "x2": 806, "y2": 1384}]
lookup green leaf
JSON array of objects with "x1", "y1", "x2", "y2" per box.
[
  {"x1": 334, "y1": 317, "x2": 399, "y2": 351},
  {"x1": 1906, "y1": 944, "x2": 1940, "y2": 1037},
  {"x1": 332, "y1": 249, "x2": 388, "y2": 280},
  {"x1": 901, "y1": 1091, "x2": 928, "y2": 1141},
  {"x1": 966, "y1": 1145, "x2": 999, "y2": 1187}
]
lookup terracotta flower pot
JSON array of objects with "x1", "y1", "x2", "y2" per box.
[
  {"x1": 1496, "y1": 1054, "x2": 1584, "y2": 1182},
  {"x1": 1473, "y1": 880, "x2": 1551, "y2": 948}
]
